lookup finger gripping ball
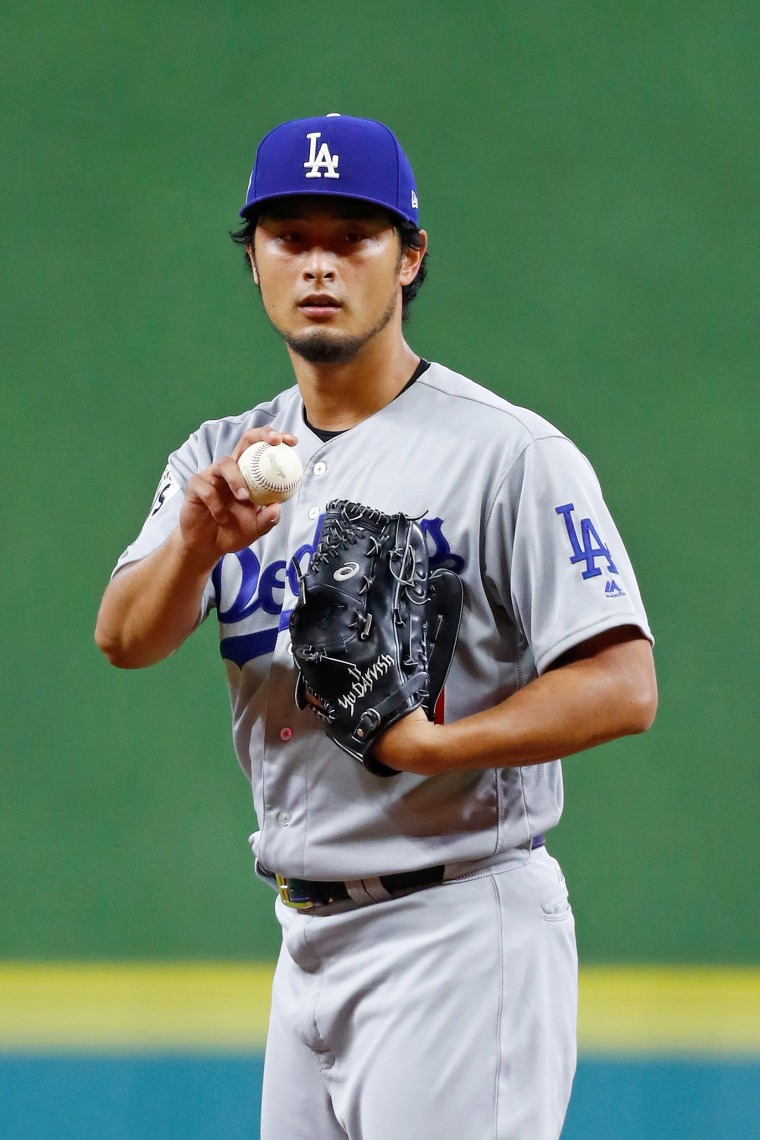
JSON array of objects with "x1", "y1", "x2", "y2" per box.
[{"x1": 237, "y1": 442, "x2": 303, "y2": 505}]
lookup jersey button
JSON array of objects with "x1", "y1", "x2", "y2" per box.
[
  {"x1": 277, "y1": 811, "x2": 292, "y2": 827},
  {"x1": 308, "y1": 506, "x2": 320, "y2": 520},
  {"x1": 313, "y1": 461, "x2": 327, "y2": 476},
  {"x1": 279, "y1": 726, "x2": 293, "y2": 742}
]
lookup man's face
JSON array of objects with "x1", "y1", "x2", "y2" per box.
[{"x1": 250, "y1": 197, "x2": 422, "y2": 365}]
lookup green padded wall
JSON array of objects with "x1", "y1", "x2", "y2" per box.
[{"x1": 3, "y1": 0, "x2": 757, "y2": 961}]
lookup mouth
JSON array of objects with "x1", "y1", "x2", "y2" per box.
[{"x1": 298, "y1": 294, "x2": 343, "y2": 320}]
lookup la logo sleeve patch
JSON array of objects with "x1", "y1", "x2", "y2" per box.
[{"x1": 555, "y1": 502, "x2": 619, "y2": 580}]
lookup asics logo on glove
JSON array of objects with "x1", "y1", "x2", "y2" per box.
[{"x1": 334, "y1": 562, "x2": 361, "y2": 581}]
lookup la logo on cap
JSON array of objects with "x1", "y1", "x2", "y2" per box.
[{"x1": 304, "y1": 131, "x2": 340, "y2": 180}]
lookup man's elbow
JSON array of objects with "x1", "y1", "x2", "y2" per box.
[
  {"x1": 624, "y1": 664, "x2": 658, "y2": 735},
  {"x1": 94, "y1": 604, "x2": 185, "y2": 670},
  {"x1": 94, "y1": 597, "x2": 148, "y2": 670},
  {"x1": 94, "y1": 621, "x2": 140, "y2": 669}
]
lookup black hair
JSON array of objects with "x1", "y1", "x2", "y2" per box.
[{"x1": 229, "y1": 209, "x2": 427, "y2": 322}]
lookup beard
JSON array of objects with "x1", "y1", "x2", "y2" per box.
[{"x1": 278, "y1": 292, "x2": 398, "y2": 365}]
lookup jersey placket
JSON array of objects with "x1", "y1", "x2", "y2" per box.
[{"x1": 258, "y1": 444, "x2": 335, "y2": 876}]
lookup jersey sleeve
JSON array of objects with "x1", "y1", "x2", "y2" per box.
[
  {"x1": 486, "y1": 435, "x2": 653, "y2": 675},
  {"x1": 111, "y1": 431, "x2": 217, "y2": 621}
]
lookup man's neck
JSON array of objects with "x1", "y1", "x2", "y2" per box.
[{"x1": 289, "y1": 330, "x2": 420, "y2": 433}]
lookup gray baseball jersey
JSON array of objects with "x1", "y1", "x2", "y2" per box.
[{"x1": 114, "y1": 361, "x2": 652, "y2": 881}]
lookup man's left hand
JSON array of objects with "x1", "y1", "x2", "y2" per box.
[{"x1": 372, "y1": 708, "x2": 442, "y2": 776}]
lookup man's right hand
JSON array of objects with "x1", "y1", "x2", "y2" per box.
[
  {"x1": 179, "y1": 427, "x2": 298, "y2": 565},
  {"x1": 95, "y1": 426, "x2": 298, "y2": 668}
]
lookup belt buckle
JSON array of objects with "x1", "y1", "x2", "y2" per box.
[{"x1": 275, "y1": 874, "x2": 317, "y2": 911}]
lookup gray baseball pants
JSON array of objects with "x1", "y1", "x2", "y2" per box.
[{"x1": 260, "y1": 845, "x2": 577, "y2": 1140}]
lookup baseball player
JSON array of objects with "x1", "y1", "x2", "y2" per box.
[{"x1": 96, "y1": 114, "x2": 657, "y2": 1140}]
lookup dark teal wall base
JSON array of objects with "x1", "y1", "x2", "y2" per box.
[
  {"x1": 0, "y1": 1055, "x2": 264, "y2": 1140},
  {"x1": 564, "y1": 1059, "x2": 760, "y2": 1139},
  {"x1": 1, "y1": 1055, "x2": 757, "y2": 1139}
]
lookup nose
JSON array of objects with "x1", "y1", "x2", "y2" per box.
[{"x1": 303, "y1": 245, "x2": 336, "y2": 282}]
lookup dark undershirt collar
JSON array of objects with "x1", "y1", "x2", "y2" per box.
[{"x1": 303, "y1": 359, "x2": 431, "y2": 443}]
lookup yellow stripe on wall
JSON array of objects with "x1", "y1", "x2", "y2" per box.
[
  {"x1": 0, "y1": 963, "x2": 274, "y2": 1053},
  {"x1": 579, "y1": 966, "x2": 760, "y2": 1055},
  {"x1": 0, "y1": 963, "x2": 758, "y2": 1055}
]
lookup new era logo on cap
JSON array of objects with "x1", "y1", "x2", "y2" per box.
[{"x1": 240, "y1": 114, "x2": 420, "y2": 226}]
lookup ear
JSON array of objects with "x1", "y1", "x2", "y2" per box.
[
  {"x1": 246, "y1": 245, "x2": 260, "y2": 286},
  {"x1": 399, "y1": 229, "x2": 427, "y2": 287}
]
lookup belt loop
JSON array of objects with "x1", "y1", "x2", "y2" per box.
[{"x1": 344, "y1": 878, "x2": 393, "y2": 904}]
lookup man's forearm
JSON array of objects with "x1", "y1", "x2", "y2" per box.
[
  {"x1": 438, "y1": 637, "x2": 655, "y2": 769},
  {"x1": 94, "y1": 529, "x2": 217, "y2": 669},
  {"x1": 375, "y1": 628, "x2": 658, "y2": 776}
]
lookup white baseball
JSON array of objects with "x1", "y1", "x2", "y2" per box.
[{"x1": 237, "y1": 442, "x2": 303, "y2": 505}]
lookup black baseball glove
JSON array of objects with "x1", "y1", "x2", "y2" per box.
[{"x1": 289, "y1": 500, "x2": 463, "y2": 776}]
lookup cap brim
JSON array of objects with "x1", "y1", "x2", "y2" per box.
[{"x1": 239, "y1": 189, "x2": 415, "y2": 226}]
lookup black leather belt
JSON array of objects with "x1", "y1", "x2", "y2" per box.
[{"x1": 270, "y1": 835, "x2": 545, "y2": 911}]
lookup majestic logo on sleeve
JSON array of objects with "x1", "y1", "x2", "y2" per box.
[
  {"x1": 604, "y1": 579, "x2": 627, "y2": 599},
  {"x1": 215, "y1": 514, "x2": 464, "y2": 668},
  {"x1": 555, "y1": 503, "x2": 619, "y2": 580},
  {"x1": 304, "y1": 132, "x2": 340, "y2": 179}
]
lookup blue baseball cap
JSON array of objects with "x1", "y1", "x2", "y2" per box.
[{"x1": 239, "y1": 114, "x2": 419, "y2": 226}]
